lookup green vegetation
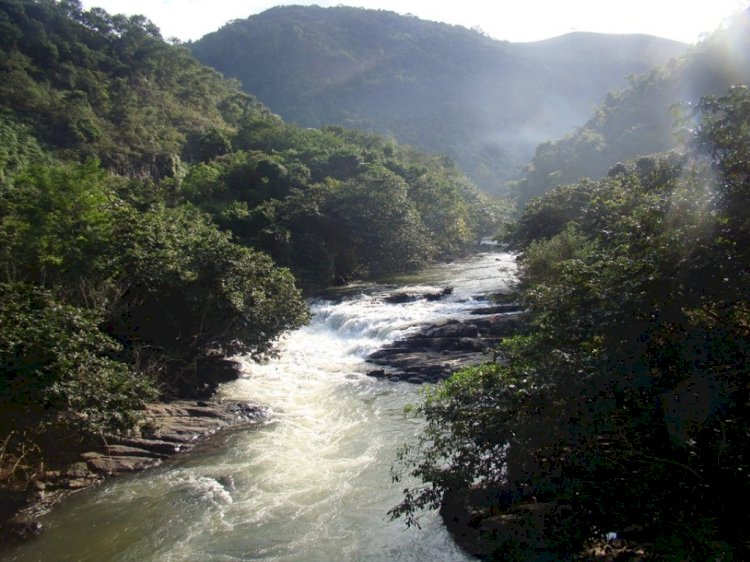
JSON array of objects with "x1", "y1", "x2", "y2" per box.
[
  {"x1": 392, "y1": 87, "x2": 750, "y2": 559},
  {"x1": 0, "y1": 0, "x2": 506, "y2": 485},
  {"x1": 512, "y1": 10, "x2": 750, "y2": 206},
  {"x1": 183, "y1": 122, "x2": 508, "y2": 289},
  {"x1": 190, "y1": 5, "x2": 686, "y2": 194}
]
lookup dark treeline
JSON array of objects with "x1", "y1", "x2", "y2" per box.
[
  {"x1": 0, "y1": 0, "x2": 506, "y2": 490},
  {"x1": 393, "y1": 86, "x2": 750, "y2": 559}
]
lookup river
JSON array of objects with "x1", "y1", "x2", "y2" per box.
[{"x1": 2, "y1": 250, "x2": 517, "y2": 562}]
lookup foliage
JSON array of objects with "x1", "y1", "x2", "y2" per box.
[
  {"x1": 179, "y1": 123, "x2": 508, "y2": 289},
  {"x1": 0, "y1": 0, "x2": 267, "y2": 176},
  {"x1": 0, "y1": 159, "x2": 119, "y2": 294},
  {"x1": 323, "y1": 169, "x2": 433, "y2": 277},
  {"x1": 393, "y1": 88, "x2": 750, "y2": 559},
  {"x1": 0, "y1": 282, "x2": 157, "y2": 443},
  {"x1": 112, "y1": 204, "x2": 310, "y2": 372},
  {"x1": 0, "y1": 113, "x2": 48, "y2": 186}
]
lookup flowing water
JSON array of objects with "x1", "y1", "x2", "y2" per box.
[{"x1": 3, "y1": 251, "x2": 516, "y2": 562}]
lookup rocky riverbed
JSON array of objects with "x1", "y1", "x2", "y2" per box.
[
  {"x1": 2, "y1": 399, "x2": 267, "y2": 543},
  {"x1": 3, "y1": 277, "x2": 524, "y2": 551},
  {"x1": 366, "y1": 293, "x2": 526, "y2": 383}
]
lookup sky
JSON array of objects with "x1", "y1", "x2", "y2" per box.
[{"x1": 79, "y1": 0, "x2": 750, "y2": 44}]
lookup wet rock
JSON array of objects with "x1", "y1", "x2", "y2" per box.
[
  {"x1": 4, "y1": 516, "x2": 43, "y2": 540},
  {"x1": 488, "y1": 314, "x2": 526, "y2": 336},
  {"x1": 87, "y1": 455, "x2": 159, "y2": 475},
  {"x1": 62, "y1": 478, "x2": 94, "y2": 490},
  {"x1": 111, "y1": 437, "x2": 182, "y2": 456},
  {"x1": 384, "y1": 287, "x2": 453, "y2": 304},
  {"x1": 367, "y1": 304, "x2": 526, "y2": 383},
  {"x1": 470, "y1": 303, "x2": 523, "y2": 315},
  {"x1": 64, "y1": 462, "x2": 90, "y2": 479},
  {"x1": 103, "y1": 444, "x2": 168, "y2": 459}
]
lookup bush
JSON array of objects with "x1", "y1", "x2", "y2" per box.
[
  {"x1": 111, "y1": 204, "x2": 309, "y2": 393},
  {"x1": 393, "y1": 88, "x2": 750, "y2": 559},
  {"x1": 0, "y1": 282, "x2": 156, "y2": 442}
]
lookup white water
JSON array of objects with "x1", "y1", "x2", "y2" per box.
[{"x1": 3, "y1": 251, "x2": 516, "y2": 562}]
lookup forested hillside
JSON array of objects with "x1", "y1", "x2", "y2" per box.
[
  {"x1": 513, "y1": 9, "x2": 750, "y2": 205},
  {"x1": 190, "y1": 5, "x2": 686, "y2": 194},
  {"x1": 0, "y1": 0, "x2": 505, "y2": 491}
]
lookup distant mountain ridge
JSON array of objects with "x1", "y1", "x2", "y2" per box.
[
  {"x1": 512, "y1": 8, "x2": 750, "y2": 205},
  {"x1": 190, "y1": 5, "x2": 687, "y2": 193}
]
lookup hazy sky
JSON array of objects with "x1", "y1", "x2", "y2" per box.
[{"x1": 79, "y1": 0, "x2": 750, "y2": 44}]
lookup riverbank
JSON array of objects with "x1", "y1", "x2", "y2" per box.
[
  {"x1": 2, "y1": 290, "x2": 525, "y2": 547},
  {"x1": 1, "y1": 398, "x2": 267, "y2": 544}
]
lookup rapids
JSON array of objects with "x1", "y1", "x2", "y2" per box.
[{"x1": 2, "y1": 251, "x2": 516, "y2": 562}]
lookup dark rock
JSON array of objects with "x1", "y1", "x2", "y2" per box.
[
  {"x1": 366, "y1": 300, "x2": 526, "y2": 384},
  {"x1": 470, "y1": 304, "x2": 523, "y2": 315},
  {"x1": 4, "y1": 516, "x2": 43, "y2": 540},
  {"x1": 457, "y1": 337, "x2": 486, "y2": 352},
  {"x1": 424, "y1": 287, "x2": 454, "y2": 301},
  {"x1": 103, "y1": 444, "x2": 168, "y2": 459},
  {"x1": 64, "y1": 462, "x2": 90, "y2": 479},
  {"x1": 62, "y1": 478, "x2": 94, "y2": 490},
  {"x1": 384, "y1": 293, "x2": 414, "y2": 304},
  {"x1": 87, "y1": 455, "x2": 159, "y2": 475},
  {"x1": 488, "y1": 314, "x2": 526, "y2": 336},
  {"x1": 109, "y1": 437, "x2": 182, "y2": 456},
  {"x1": 384, "y1": 287, "x2": 453, "y2": 304}
]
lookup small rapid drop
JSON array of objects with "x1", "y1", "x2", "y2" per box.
[{"x1": 3, "y1": 251, "x2": 516, "y2": 562}]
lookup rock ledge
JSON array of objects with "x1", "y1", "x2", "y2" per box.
[{"x1": 2, "y1": 400, "x2": 267, "y2": 543}]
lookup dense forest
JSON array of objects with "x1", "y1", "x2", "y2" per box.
[
  {"x1": 512, "y1": 9, "x2": 750, "y2": 206},
  {"x1": 0, "y1": 0, "x2": 505, "y2": 492},
  {"x1": 189, "y1": 5, "x2": 686, "y2": 194},
  {"x1": 392, "y1": 81, "x2": 750, "y2": 562},
  {"x1": 4, "y1": 1, "x2": 750, "y2": 559}
]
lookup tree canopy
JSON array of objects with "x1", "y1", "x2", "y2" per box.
[{"x1": 393, "y1": 87, "x2": 750, "y2": 560}]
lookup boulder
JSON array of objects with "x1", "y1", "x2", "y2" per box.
[
  {"x1": 384, "y1": 287, "x2": 453, "y2": 304},
  {"x1": 366, "y1": 306, "x2": 526, "y2": 383},
  {"x1": 87, "y1": 455, "x2": 159, "y2": 475}
]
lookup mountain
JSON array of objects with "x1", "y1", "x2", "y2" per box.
[
  {"x1": 189, "y1": 5, "x2": 687, "y2": 194},
  {"x1": 512, "y1": 9, "x2": 750, "y2": 205}
]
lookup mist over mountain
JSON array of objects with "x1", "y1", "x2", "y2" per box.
[
  {"x1": 513, "y1": 8, "x2": 750, "y2": 205},
  {"x1": 190, "y1": 5, "x2": 687, "y2": 193}
]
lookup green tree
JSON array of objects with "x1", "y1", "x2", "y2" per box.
[
  {"x1": 111, "y1": 204, "x2": 309, "y2": 393},
  {"x1": 324, "y1": 169, "x2": 433, "y2": 278},
  {"x1": 0, "y1": 159, "x2": 119, "y2": 302},
  {"x1": 0, "y1": 282, "x2": 157, "y2": 449},
  {"x1": 393, "y1": 88, "x2": 750, "y2": 559}
]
